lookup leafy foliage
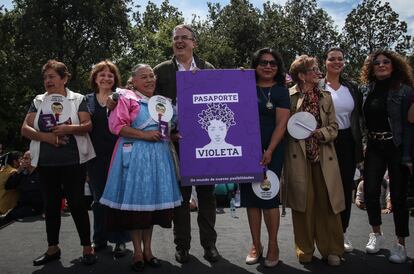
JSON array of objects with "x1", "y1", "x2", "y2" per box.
[
  {"x1": 0, "y1": 0, "x2": 412, "y2": 150},
  {"x1": 342, "y1": 0, "x2": 412, "y2": 78}
]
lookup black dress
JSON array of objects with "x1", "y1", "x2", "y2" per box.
[{"x1": 240, "y1": 84, "x2": 290, "y2": 209}]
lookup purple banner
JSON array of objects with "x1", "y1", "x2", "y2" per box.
[{"x1": 177, "y1": 69, "x2": 263, "y2": 186}]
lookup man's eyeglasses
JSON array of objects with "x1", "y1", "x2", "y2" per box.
[
  {"x1": 173, "y1": 35, "x2": 194, "y2": 41},
  {"x1": 306, "y1": 67, "x2": 321, "y2": 73},
  {"x1": 258, "y1": 60, "x2": 277, "y2": 67},
  {"x1": 373, "y1": 59, "x2": 391, "y2": 66}
]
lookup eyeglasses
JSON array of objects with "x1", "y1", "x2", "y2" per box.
[
  {"x1": 306, "y1": 67, "x2": 321, "y2": 73},
  {"x1": 373, "y1": 59, "x2": 391, "y2": 66},
  {"x1": 258, "y1": 60, "x2": 277, "y2": 67},
  {"x1": 173, "y1": 35, "x2": 194, "y2": 41}
]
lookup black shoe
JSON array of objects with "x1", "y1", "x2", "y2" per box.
[
  {"x1": 113, "y1": 243, "x2": 127, "y2": 258},
  {"x1": 91, "y1": 241, "x2": 108, "y2": 252},
  {"x1": 204, "y1": 246, "x2": 220, "y2": 262},
  {"x1": 33, "y1": 250, "x2": 61, "y2": 266},
  {"x1": 131, "y1": 260, "x2": 145, "y2": 272},
  {"x1": 145, "y1": 256, "x2": 161, "y2": 268},
  {"x1": 175, "y1": 248, "x2": 189, "y2": 264},
  {"x1": 80, "y1": 253, "x2": 97, "y2": 265}
]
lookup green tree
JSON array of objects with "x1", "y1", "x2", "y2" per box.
[
  {"x1": 342, "y1": 0, "x2": 412, "y2": 79},
  {"x1": 195, "y1": 0, "x2": 339, "y2": 69},
  {"x1": 13, "y1": 0, "x2": 132, "y2": 90},
  {"x1": 0, "y1": 0, "x2": 132, "y2": 149},
  {"x1": 0, "y1": 7, "x2": 31, "y2": 150},
  {"x1": 278, "y1": 0, "x2": 340, "y2": 67},
  {"x1": 122, "y1": 0, "x2": 184, "y2": 71},
  {"x1": 191, "y1": 2, "x2": 235, "y2": 68},
  {"x1": 195, "y1": 0, "x2": 262, "y2": 68}
]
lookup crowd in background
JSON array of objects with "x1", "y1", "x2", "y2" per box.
[{"x1": 1, "y1": 23, "x2": 414, "y2": 272}]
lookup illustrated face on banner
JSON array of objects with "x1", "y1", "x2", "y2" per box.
[
  {"x1": 177, "y1": 69, "x2": 264, "y2": 185},
  {"x1": 198, "y1": 103, "x2": 237, "y2": 149},
  {"x1": 207, "y1": 119, "x2": 228, "y2": 145},
  {"x1": 260, "y1": 178, "x2": 271, "y2": 191},
  {"x1": 41, "y1": 94, "x2": 71, "y2": 126},
  {"x1": 156, "y1": 103, "x2": 166, "y2": 116},
  {"x1": 252, "y1": 169, "x2": 280, "y2": 200},
  {"x1": 51, "y1": 102, "x2": 63, "y2": 115}
]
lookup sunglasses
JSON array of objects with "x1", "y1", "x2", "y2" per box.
[
  {"x1": 173, "y1": 35, "x2": 194, "y2": 41},
  {"x1": 373, "y1": 59, "x2": 391, "y2": 66},
  {"x1": 258, "y1": 60, "x2": 277, "y2": 67}
]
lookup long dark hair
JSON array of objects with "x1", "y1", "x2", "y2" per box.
[
  {"x1": 360, "y1": 49, "x2": 414, "y2": 89},
  {"x1": 251, "y1": 48, "x2": 286, "y2": 86}
]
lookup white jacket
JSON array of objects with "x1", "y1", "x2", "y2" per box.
[{"x1": 29, "y1": 88, "x2": 96, "y2": 166}]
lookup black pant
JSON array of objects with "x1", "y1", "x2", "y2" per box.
[
  {"x1": 364, "y1": 140, "x2": 409, "y2": 237},
  {"x1": 334, "y1": 128, "x2": 355, "y2": 233},
  {"x1": 87, "y1": 156, "x2": 130, "y2": 245},
  {"x1": 173, "y1": 185, "x2": 217, "y2": 250},
  {"x1": 38, "y1": 164, "x2": 91, "y2": 246},
  {"x1": 1, "y1": 203, "x2": 42, "y2": 225}
]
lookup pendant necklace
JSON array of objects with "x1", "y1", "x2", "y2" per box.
[
  {"x1": 97, "y1": 93, "x2": 111, "y2": 107},
  {"x1": 259, "y1": 87, "x2": 274, "y2": 109}
]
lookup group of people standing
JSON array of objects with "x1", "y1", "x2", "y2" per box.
[{"x1": 19, "y1": 22, "x2": 414, "y2": 272}]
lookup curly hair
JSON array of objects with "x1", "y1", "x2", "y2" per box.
[
  {"x1": 198, "y1": 103, "x2": 236, "y2": 131},
  {"x1": 289, "y1": 55, "x2": 318, "y2": 84},
  {"x1": 251, "y1": 48, "x2": 286, "y2": 86},
  {"x1": 89, "y1": 60, "x2": 122, "y2": 93},
  {"x1": 360, "y1": 49, "x2": 414, "y2": 89}
]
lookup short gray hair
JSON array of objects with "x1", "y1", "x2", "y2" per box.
[
  {"x1": 131, "y1": 64, "x2": 152, "y2": 77},
  {"x1": 172, "y1": 24, "x2": 197, "y2": 41}
]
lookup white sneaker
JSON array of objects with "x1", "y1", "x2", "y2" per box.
[
  {"x1": 389, "y1": 243, "x2": 407, "y2": 263},
  {"x1": 366, "y1": 232, "x2": 385, "y2": 254},
  {"x1": 344, "y1": 234, "x2": 353, "y2": 252}
]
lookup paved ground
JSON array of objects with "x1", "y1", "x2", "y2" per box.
[{"x1": 0, "y1": 205, "x2": 413, "y2": 274}]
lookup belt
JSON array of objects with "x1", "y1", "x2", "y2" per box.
[{"x1": 368, "y1": 131, "x2": 393, "y2": 141}]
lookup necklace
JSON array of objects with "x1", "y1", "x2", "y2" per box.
[
  {"x1": 259, "y1": 87, "x2": 273, "y2": 109},
  {"x1": 96, "y1": 92, "x2": 112, "y2": 107}
]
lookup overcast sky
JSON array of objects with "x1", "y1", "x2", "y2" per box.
[{"x1": 1, "y1": 0, "x2": 413, "y2": 35}]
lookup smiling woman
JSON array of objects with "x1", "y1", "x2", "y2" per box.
[
  {"x1": 321, "y1": 47, "x2": 363, "y2": 253},
  {"x1": 99, "y1": 63, "x2": 182, "y2": 271},
  {"x1": 240, "y1": 48, "x2": 290, "y2": 268},
  {"x1": 285, "y1": 54, "x2": 344, "y2": 266},
  {"x1": 85, "y1": 60, "x2": 130, "y2": 258},
  {"x1": 359, "y1": 50, "x2": 414, "y2": 264}
]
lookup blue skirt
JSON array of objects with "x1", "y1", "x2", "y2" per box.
[{"x1": 100, "y1": 138, "x2": 182, "y2": 211}]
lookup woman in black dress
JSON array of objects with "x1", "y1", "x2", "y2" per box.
[
  {"x1": 86, "y1": 60, "x2": 130, "y2": 256},
  {"x1": 240, "y1": 48, "x2": 290, "y2": 268}
]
